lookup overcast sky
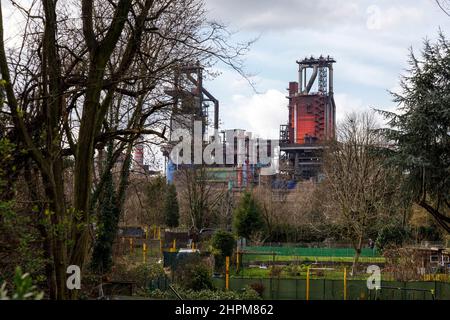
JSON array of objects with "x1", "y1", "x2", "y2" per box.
[
  {"x1": 3, "y1": 1, "x2": 450, "y2": 168},
  {"x1": 204, "y1": 0, "x2": 450, "y2": 138},
  {"x1": 3, "y1": 0, "x2": 450, "y2": 140}
]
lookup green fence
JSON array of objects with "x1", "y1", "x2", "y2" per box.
[
  {"x1": 212, "y1": 277, "x2": 450, "y2": 300},
  {"x1": 243, "y1": 246, "x2": 379, "y2": 257}
]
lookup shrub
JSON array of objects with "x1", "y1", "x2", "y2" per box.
[
  {"x1": 417, "y1": 225, "x2": 442, "y2": 242},
  {"x1": 249, "y1": 282, "x2": 265, "y2": 297},
  {"x1": 144, "y1": 288, "x2": 170, "y2": 299},
  {"x1": 131, "y1": 263, "x2": 166, "y2": 289},
  {"x1": 285, "y1": 265, "x2": 302, "y2": 277},
  {"x1": 240, "y1": 286, "x2": 262, "y2": 300},
  {"x1": 111, "y1": 262, "x2": 165, "y2": 290},
  {"x1": 0, "y1": 267, "x2": 44, "y2": 300},
  {"x1": 186, "y1": 264, "x2": 214, "y2": 291},
  {"x1": 174, "y1": 257, "x2": 214, "y2": 291},
  {"x1": 144, "y1": 284, "x2": 261, "y2": 300},
  {"x1": 269, "y1": 266, "x2": 283, "y2": 278},
  {"x1": 376, "y1": 224, "x2": 410, "y2": 251},
  {"x1": 211, "y1": 230, "x2": 235, "y2": 270}
]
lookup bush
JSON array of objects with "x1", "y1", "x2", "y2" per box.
[
  {"x1": 187, "y1": 264, "x2": 214, "y2": 291},
  {"x1": 240, "y1": 286, "x2": 262, "y2": 300},
  {"x1": 0, "y1": 267, "x2": 44, "y2": 300},
  {"x1": 285, "y1": 265, "x2": 303, "y2": 277},
  {"x1": 211, "y1": 230, "x2": 235, "y2": 270},
  {"x1": 376, "y1": 225, "x2": 410, "y2": 251},
  {"x1": 174, "y1": 256, "x2": 214, "y2": 291},
  {"x1": 146, "y1": 285, "x2": 261, "y2": 300},
  {"x1": 145, "y1": 288, "x2": 170, "y2": 299},
  {"x1": 249, "y1": 282, "x2": 265, "y2": 297},
  {"x1": 416, "y1": 225, "x2": 442, "y2": 242},
  {"x1": 111, "y1": 262, "x2": 165, "y2": 290},
  {"x1": 269, "y1": 266, "x2": 283, "y2": 278}
]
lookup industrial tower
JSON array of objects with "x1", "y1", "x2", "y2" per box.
[{"x1": 279, "y1": 56, "x2": 336, "y2": 180}]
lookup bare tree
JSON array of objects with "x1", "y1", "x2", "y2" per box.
[
  {"x1": 0, "y1": 0, "x2": 251, "y2": 299},
  {"x1": 436, "y1": 0, "x2": 450, "y2": 16},
  {"x1": 323, "y1": 112, "x2": 400, "y2": 275},
  {"x1": 253, "y1": 185, "x2": 288, "y2": 239},
  {"x1": 177, "y1": 166, "x2": 225, "y2": 231}
]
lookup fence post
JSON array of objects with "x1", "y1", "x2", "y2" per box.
[
  {"x1": 270, "y1": 277, "x2": 273, "y2": 299},
  {"x1": 225, "y1": 256, "x2": 230, "y2": 290},
  {"x1": 434, "y1": 280, "x2": 437, "y2": 300},
  {"x1": 129, "y1": 238, "x2": 133, "y2": 254},
  {"x1": 306, "y1": 266, "x2": 310, "y2": 301},
  {"x1": 143, "y1": 243, "x2": 147, "y2": 264},
  {"x1": 323, "y1": 278, "x2": 326, "y2": 300},
  {"x1": 344, "y1": 267, "x2": 347, "y2": 300}
]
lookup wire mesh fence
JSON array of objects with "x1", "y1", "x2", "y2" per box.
[
  {"x1": 242, "y1": 246, "x2": 380, "y2": 258},
  {"x1": 212, "y1": 277, "x2": 450, "y2": 300}
]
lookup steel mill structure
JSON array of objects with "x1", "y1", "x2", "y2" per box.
[
  {"x1": 279, "y1": 56, "x2": 337, "y2": 180},
  {"x1": 163, "y1": 62, "x2": 274, "y2": 187}
]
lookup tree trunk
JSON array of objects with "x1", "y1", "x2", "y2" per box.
[
  {"x1": 24, "y1": 164, "x2": 57, "y2": 299},
  {"x1": 351, "y1": 236, "x2": 363, "y2": 276},
  {"x1": 42, "y1": 160, "x2": 69, "y2": 300}
]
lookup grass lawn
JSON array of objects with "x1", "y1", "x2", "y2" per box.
[
  {"x1": 233, "y1": 267, "x2": 379, "y2": 280},
  {"x1": 242, "y1": 254, "x2": 385, "y2": 264}
]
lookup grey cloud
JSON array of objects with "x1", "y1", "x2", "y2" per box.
[{"x1": 205, "y1": 0, "x2": 366, "y2": 31}]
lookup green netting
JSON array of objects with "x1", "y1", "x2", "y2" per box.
[{"x1": 243, "y1": 246, "x2": 379, "y2": 257}]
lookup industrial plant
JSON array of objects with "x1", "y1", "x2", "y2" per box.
[
  {"x1": 149, "y1": 56, "x2": 337, "y2": 189},
  {"x1": 1, "y1": 0, "x2": 449, "y2": 305}
]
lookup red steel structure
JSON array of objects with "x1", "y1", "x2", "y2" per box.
[
  {"x1": 280, "y1": 56, "x2": 336, "y2": 180},
  {"x1": 283, "y1": 56, "x2": 336, "y2": 145}
]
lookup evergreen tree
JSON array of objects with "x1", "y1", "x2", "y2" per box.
[
  {"x1": 91, "y1": 143, "x2": 121, "y2": 274},
  {"x1": 164, "y1": 183, "x2": 180, "y2": 228},
  {"x1": 91, "y1": 168, "x2": 119, "y2": 273},
  {"x1": 211, "y1": 230, "x2": 235, "y2": 270},
  {"x1": 378, "y1": 32, "x2": 450, "y2": 233},
  {"x1": 233, "y1": 192, "x2": 265, "y2": 239},
  {"x1": 145, "y1": 176, "x2": 168, "y2": 226}
]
